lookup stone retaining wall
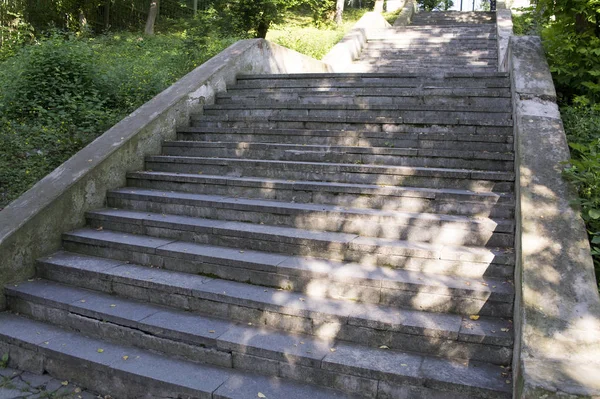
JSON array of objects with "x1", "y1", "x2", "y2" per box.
[{"x1": 510, "y1": 35, "x2": 600, "y2": 398}]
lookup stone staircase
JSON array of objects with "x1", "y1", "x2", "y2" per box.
[
  {"x1": 0, "y1": 11, "x2": 515, "y2": 399},
  {"x1": 351, "y1": 11, "x2": 498, "y2": 73}
]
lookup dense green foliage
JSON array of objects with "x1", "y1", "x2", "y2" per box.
[
  {"x1": 562, "y1": 107, "x2": 600, "y2": 286},
  {"x1": 0, "y1": 29, "x2": 239, "y2": 207},
  {"x1": 417, "y1": 0, "x2": 453, "y2": 11}
]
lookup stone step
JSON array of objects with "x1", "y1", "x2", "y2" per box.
[
  {"x1": 355, "y1": 58, "x2": 497, "y2": 67},
  {"x1": 5, "y1": 279, "x2": 513, "y2": 399},
  {"x1": 368, "y1": 32, "x2": 497, "y2": 39},
  {"x1": 161, "y1": 141, "x2": 514, "y2": 172},
  {"x1": 58, "y1": 219, "x2": 516, "y2": 301},
  {"x1": 200, "y1": 109, "x2": 511, "y2": 125},
  {"x1": 176, "y1": 127, "x2": 514, "y2": 151},
  {"x1": 126, "y1": 171, "x2": 515, "y2": 220},
  {"x1": 192, "y1": 116, "x2": 513, "y2": 133},
  {"x1": 106, "y1": 186, "x2": 514, "y2": 248},
  {"x1": 361, "y1": 49, "x2": 498, "y2": 58},
  {"x1": 204, "y1": 102, "x2": 509, "y2": 114},
  {"x1": 236, "y1": 72, "x2": 509, "y2": 80},
  {"x1": 347, "y1": 66, "x2": 499, "y2": 75},
  {"x1": 233, "y1": 76, "x2": 509, "y2": 89},
  {"x1": 30, "y1": 250, "x2": 514, "y2": 365},
  {"x1": 79, "y1": 209, "x2": 515, "y2": 273},
  {"x1": 215, "y1": 94, "x2": 512, "y2": 109},
  {"x1": 0, "y1": 313, "x2": 357, "y2": 399},
  {"x1": 223, "y1": 86, "x2": 512, "y2": 98},
  {"x1": 144, "y1": 156, "x2": 515, "y2": 193},
  {"x1": 216, "y1": 95, "x2": 511, "y2": 110}
]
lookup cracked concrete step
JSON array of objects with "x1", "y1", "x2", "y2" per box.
[
  {"x1": 126, "y1": 171, "x2": 515, "y2": 219},
  {"x1": 79, "y1": 209, "x2": 515, "y2": 272},
  {"x1": 144, "y1": 156, "x2": 515, "y2": 193},
  {"x1": 53, "y1": 224, "x2": 516, "y2": 312},
  {"x1": 0, "y1": 313, "x2": 357, "y2": 399},
  {"x1": 106, "y1": 187, "x2": 514, "y2": 248},
  {"x1": 5, "y1": 279, "x2": 513, "y2": 399},
  {"x1": 176, "y1": 128, "x2": 514, "y2": 152},
  {"x1": 29, "y1": 251, "x2": 514, "y2": 364},
  {"x1": 203, "y1": 102, "x2": 510, "y2": 114},
  {"x1": 161, "y1": 141, "x2": 514, "y2": 172}
]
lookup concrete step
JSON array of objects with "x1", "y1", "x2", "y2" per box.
[
  {"x1": 199, "y1": 109, "x2": 511, "y2": 126},
  {"x1": 57, "y1": 221, "x2": 516, "y2": 302},
  {"x1": 215, "y1": 95, "x2": 511, "y2": 110},
  {"x1": 354, "y1": 58, "x2": 497, "y2": 67},
  {"x1": 0, "y1": 313, "x2": 358, "y2": 399},
  {"x1": 233, "y1": 75, "x2": 509, "y2": 90},
  {"x1": 204, "y1": 102, "x2": 510, "y2": 114},
  {"x1": 347, "y1": 66, "x2": 499, "y2": 74},
  {"x1": 176, "y1": 127, "x2": 514, "y2": 151},
  {"x1": 222, "y1": 87, "x2": 512, "y2": 100},
  {"x1": 361, "y1": 48, "x2": 498, "y2": 58},
  {"x1": 5, "y1": 279, "x2": 513, "y2": 399},
  {"x1": 79, "y1": 209, "x2": 515, "y2": 272},
  {"x1": 126, "y1": 171, "x2": 515, "y2": 220},
  {"x1": 236, "y1": 72, "x2": 509, "y2": 79},
  {"x1": 144, "y1": 156, "x2": 515, "y2": 193},
  {"x1": 161, "y1": 141, "x2": 514, "y2": 172},
  {"x1": 29, "y1": 250, "x2": 514, "y2": 365},
  {"x1": 192, "y1": 116, "x2": 513, "y2": 133},
  {"x1": 106, "y1": 186, "x2": 514, "y2": 248}
]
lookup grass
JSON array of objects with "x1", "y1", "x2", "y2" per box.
[{"x1": 267, "y1": 8, "x2": 368, "y2": 59}]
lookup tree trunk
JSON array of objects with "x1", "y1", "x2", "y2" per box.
[
  {"x1": 335, "y1": 0, "x2": 344, "y2": 25},
  {"x1": 144, "y1": 0, "x2": 159, "y2": 36},
  {"x1": 256, "y1": 19, "x2": 270, "y2": 39}
]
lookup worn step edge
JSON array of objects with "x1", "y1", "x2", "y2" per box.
[
  {"x1": 83, "y1": 209, "x2": 515, "y2": 267},
  {"x1": 106, "y1": 188, "x2": 514, "y2": 250},
  {"x1": 0, "y1": 313, "x2": 359, "y2": 399},
  {"x1": 163, "y1": 141, "x2": 514, "y2": 159},
  {"x1": 63, "y1": 216, "x2": 518, "y2": 303},
  {"x1": 235, "y1": 72, "x2": 509, "y2": 80},
  {"x1": 203, "y1": 103, "x2": 511, "y2": 114},
  {"x1": 145, "y1": 156, "x2": 515, "y2": 182},
  {"x1": 176, "y1": 127, "x2": 514, "y2": 143},
  {"x1": 32, "y1": 250, "x2": 515, "y2": 355},
  {"x1": 5, "y1": 279, "x2": 512, "y2": 399}
]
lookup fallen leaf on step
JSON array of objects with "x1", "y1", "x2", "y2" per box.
[
  {"x1": 501, "y1": 328, "x2": 510, "y2": 332},
  {"x1": 97, "y1": 349, "x2": 104, "y2": 353},
  {"x1": 110, "y1": 304, "x2": 116, "y2": 308},
  {"x1": 122, "y1": 356, "x2": 129, "y2": 360},
  {"x1": 330, "y1": 348, "x2": 336, "y2": 352},
  {"x1": 469, "y1": 315, "x2": 480, "y2": 320},
  {"x1": 61, "y1": 381, "x2": 69, "y2": 386},
  {"x1": 379, "y1": 345, "x2": 389, "y2": 349},
  {"x1": 96, "y1": 226, "x2": 103, "y2": 231},
  {"x1": 209, "y1": 330, "x2": 216, "y2": 334},
  {"x1": 400, "y1": 364, "x2": 408, "y2": 367},
  {"x1": 258, "y1": 393, "x2": 266, "y2": 398}
]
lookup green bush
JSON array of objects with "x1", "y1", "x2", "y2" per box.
[
  {"x1": 0, "y1": 29, "x2": 240, "y2": 208},
  {"x1": 561, "y1": 106, "x2": 600, "y2": 288}
]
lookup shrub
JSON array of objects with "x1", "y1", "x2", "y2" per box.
[{"x1": 561, "y1": 106, "x2": 600, "y2": 288}]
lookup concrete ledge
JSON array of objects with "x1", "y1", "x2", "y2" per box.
[
  {"x1": 0, "y1": 39, "x2": 331, "y2": 310},
  {"x1": 510, "y1": 35, "x2": 600, "y2": 398},
  {"x1": 496, "y1": 9, "x2": 513, "y2": 72},
  {"x1": 322, "y1": 12, "x2": 391, "y2": 72},
  {"x1": 393, "y1": 0, "x2": 416, "y2": 26}
]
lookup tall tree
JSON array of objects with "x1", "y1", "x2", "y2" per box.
[
  {"x1": 144, "y1": 0, "x2": 159, "y2": 35},
  {"x1": 335, "y1": 0, "x2": 344, "y2": 25}
]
